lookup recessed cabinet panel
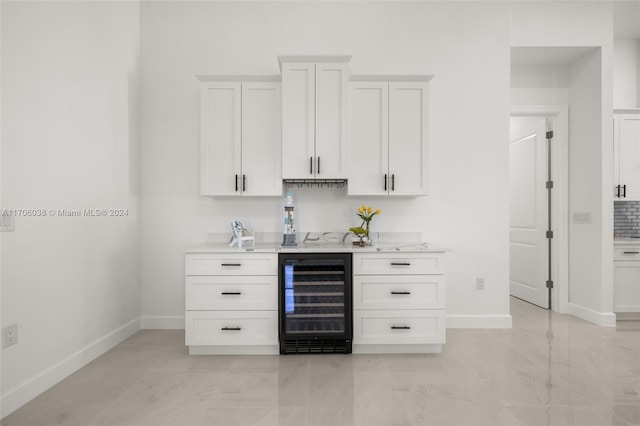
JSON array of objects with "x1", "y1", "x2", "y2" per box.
[
  {"x1": 617, "y1": 114, "x2": 640, "y2": 201},
  {"x1": 348, "y1": 83, "x2": 389, "y2": 196},
  {"x1": 315, "y1": 64, "x2": 349, "y2": 178},
  {"x1": 353, "y1": 253, "x2": 444, "y2": 275},
  {"x1": 282, "y1": 64, "x2": 316, "y2": 179},
  {"x1": 186, "y1": 311, "x2": 278, "y2": 346},
  {"x1": 389, "y1": 82, "x2": 428, "y2": 196},
  {"x1": 200, "y1": 83, "x2": 241, "y2": 196},
  {"x1": 614, "y1": 262, "x2": 640, "y2": 312},
  {"x1": 186, "y1": 276, "x2": 278, "y2": 311},
  {"x1": 353, "y1": 275, "x2": 444, "y2": 310},
  {"x1": 353, "y1": 310, "x2": 445, "y2": 345},
  {"x1": 242, "y1": 83, "x2": 282, "y2": 196},
  {"x1": 185, "y1": 253, "x2": 277, "y2": 276}
]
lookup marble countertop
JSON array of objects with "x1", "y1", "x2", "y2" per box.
[
  {"x1": 614, "y1": 237, "x2": 640, "y2": 245},
  {"x1": 185, "y1": 241, "x2": 446, "y2": 254}
]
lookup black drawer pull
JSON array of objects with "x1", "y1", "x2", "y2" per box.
[
  {"x1": 390, "y1": 325, "x2": 411, "y2": 330},
  {"x1": 623, "y1": 251, "x2": 640, "y2": 254},
  {"x1": 221, "y1": 263, "x2": 242, "y2": 267},
  {"x1": 390, "y1": 262, "x2": 411, "y2": 266},
  {"x1": 317, "y1": 157, "x2": 321, "y2": 174},
  {"x1": 242, "y1": 174, "x2": 247, "y2": 192},
  {"x1": 384, "y1": 174, "x2": 387, "y2": 191},
  {"x1": 390, "y1": 291, "x2": 411, "y2": 295},
  {"x1": 221, "y1": 327, "x2": 241, "y2": 331},
  {"x1": 221, "y1": 292, "x2": 242, "y2": 295},
  {"x1": 623, "y1": 184, "x2": 627, "y2": 198},
  {"x1": 310, "y1": 157, "x2": 313, "y2": 174}
]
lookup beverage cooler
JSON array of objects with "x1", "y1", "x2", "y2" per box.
[{"x1": 278, "y1": 253, "x2": 352, "y2": 354}]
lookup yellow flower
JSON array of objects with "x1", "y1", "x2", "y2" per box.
[
  {"x1": 367, "y1": 207, "x2": 372, "y2": 214},
  {"x1": 358, "y1": 207, "x2": 364, "y2": 214},
  {"x1": 375, "y1": 209, "x2": 382, "y2": 215},
  {"x1": 361, "y1": 204, "x2": 367, "y2": 211}
]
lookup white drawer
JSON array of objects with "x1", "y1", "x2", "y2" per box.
[
  {"x1": 353, "y1": 310, "x2": 445, "y2": 345},
  {"x1": 185, "y1": 311, "x2": 278, "y2": 346},
  {"x1": 185, "y1": 253, "x2": 277, "y2": 276},
  {"x1": 353, "y1": 275, "x2": 444, "y2": 310},
  {"x1": 185, "y1": 276, "x2": 277, "y2": 311},
  {"x1": 353, "y1": 253, "x2": 444, "y2": 275},
  {"x1": 614, "y1": 247, "x2": 640, "y2": 261}
]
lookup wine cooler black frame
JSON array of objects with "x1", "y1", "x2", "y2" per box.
[{"x1": 278, "y1": 252, "x2": 353, "y2": 354}]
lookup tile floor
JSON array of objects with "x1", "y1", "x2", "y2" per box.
[{"x1": 2, "y1": 297, "x2": 639, "y2": 426}]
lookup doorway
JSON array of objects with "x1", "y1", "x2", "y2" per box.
[{"x1": 509, "y1": 106, "x2": 569, "y2": 313}]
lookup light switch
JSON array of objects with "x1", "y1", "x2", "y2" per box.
[{"x1": 572, "y1": 212, "x2": 592, "y2": 224}]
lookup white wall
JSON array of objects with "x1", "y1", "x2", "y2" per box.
[
  {"x1": 511, "y1": 64, "x2": 570, "y2": 106},
  {"x1": 1, "y1": 1, "x2": 141, "y2": 416},
  {"x1": 614, "y1": 39, "x2": 639, "y2": 109},
  {"x1": 139, "y1": 1, "x2": 513, "y2": 328}
]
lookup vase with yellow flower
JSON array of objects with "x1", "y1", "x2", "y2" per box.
[{"x1": 349, "y1": 204, "x2": 382, "y2": 247}]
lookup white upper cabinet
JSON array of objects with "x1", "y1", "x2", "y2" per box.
[
  {"x1": 280, "y1": 56, "x2": 350, "y2": 179},
  {"x1": 614, "y1": 112, "x2": 640, "y2": 201},
  {"x1": 349, "y1": 78, "x2": 430, "y2": 197},
  {"x1": 200, "y1": 79, "x2": 282, "y2": 196}
]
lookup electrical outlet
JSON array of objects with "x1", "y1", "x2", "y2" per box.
[
  {"x1": 3, "y1": 324, "x2": 18, "y2": 349},
  {"x1": 476, "y1": 277, "x2": 485, "y2": 290}
]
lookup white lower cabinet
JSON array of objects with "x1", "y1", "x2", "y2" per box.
[
  {"x1": 352, "y1": 252, "x2": 446, "y2": 354},
  {"x1": 614, "y1": 244, "x2": 640, "y2": 313},
  {"x1": 185, "y1": 249, "x2": 446, "y2": 354},
  {"x1": 185, "y1": 252, "x2": 278, "y2": 354}
]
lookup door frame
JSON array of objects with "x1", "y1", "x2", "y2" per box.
[{"x1": 510, "y1": 105, "x2": 569, "y2": 314}]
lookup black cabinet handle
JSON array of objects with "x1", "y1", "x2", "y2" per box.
[
  {"x1": 221, "y1": 292, "x2": 242, "y2": 295},
  {"x1": 310, "y1": 157, "x2": 313, "y2": 174},
  {"x1": 391, "y1": 174, "x2": 395, "y2": 191},
  {"x1": 390, "y1": 262, "x2": 411, "y2": 266},
  {"x1": 242, "y1": 174, "x2": 246, "y2": 192},
  {"x1": 623, "y1": 251, "x2": 640, "y2": 254},
  {"x1": 221, "y1": 327, "x2": 241, "y2": 331},
  {"x1": 391, "y1": 326, "x2": 411, "y2": 330},
  {"x1": 623, "y1": 184, "x2": 627, "y2": 198},
  {"x1": 390, "y1": 291, "x2": 411, "y2": 295},
  {"x1": 235, "y1": 174, "x2": 239, "y2": 192},
  {"x1": 384, "y1": 174, "x2": 387, "y2": 191},
  {"x1": 616, "y1": 185, "x2": 621, "y2": 198},
  {"x1": 317, "y1": 157, "x2": 321, "y2": 174},
  {"x1": 221, "y1": 263, "x2": 242, "y2": 267}
]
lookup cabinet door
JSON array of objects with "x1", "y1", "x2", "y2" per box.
[
  {"x1": 348, "y1": 82, "x2": 389, "y2": 196},
  {"x1": 614, "y1": 115, "x2": 621, "y2": 198},
  {"x1": 241, "y1": 82, "x2": 282, "y2": 196},
  {"x1": 388, "y1": 82, "x2": 428, "y2": 196},
  {"x1": 614, "y1": 262, "x2": 640, "y2": 312},
  {"x1": 282, "y1": 63, "x2": 316, "y2": 179},
  {"x1": 200, "y1": 82, "x2": 242, "y2": 196},
  {"x1": 315, "y1": 63, "x2": 349, "y2": 178},
  {"x1": 619, "y1": 114, "x2": 640, "y2": 201}
]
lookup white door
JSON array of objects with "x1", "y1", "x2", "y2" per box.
[
  {"x1": 200, "y1": 82, "x2": 241, "y2": 196},
  {"x1": 348, "y1": 82, "x2": 389, "y2": 196},
  {"x1": 388, "y1": 82, "x2": 428, "y2": 196},
  {"x1": 509, "y1": 118, "x2": 549, "y2": 308},
  {"x1": 241, "y1": 82, "x2": 282, "y2": 196}
]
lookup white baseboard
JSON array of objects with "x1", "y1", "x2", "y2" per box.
[
  {"x1": 141, "y1": 315, "x2": 184, "y2": 330},
  {"x1": 1, "y1": 317, "x2": 141, "y2": 420},
  {"x1": 567, "y1": 303, "x2": 617, "y2": 326},
  {"x1": 446, "y1": 314, "x2": 512, "y2": 328}
]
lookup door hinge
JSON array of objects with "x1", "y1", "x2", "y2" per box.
[
  {"x1": 546, "y1": 230, "x2": 554, "y2": 239},
  {"x1": 546, "y1": 131, "x2": 554, "y2": 139},
  {"x1": 546, "y1": 280, "x2": 554, "y2": 289},
  {"x1": 546, "y1": 181, "x2": 554, "y2": 189}
]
